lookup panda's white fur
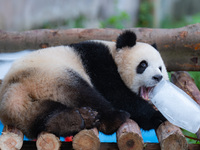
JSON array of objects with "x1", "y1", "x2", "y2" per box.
[
  {"x1": 0, "y1": 31, "x2": 168, "y2": 138},
  {"x1": 1, "y1": 46, "x2": 90, "y2": 110}
]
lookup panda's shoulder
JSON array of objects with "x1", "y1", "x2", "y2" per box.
[{"x1": 69, "y1": 40, "x2": 115, "y2": 53}]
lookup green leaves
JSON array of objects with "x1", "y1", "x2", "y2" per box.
[{"x1": 100, "y1": 11, "x2": 130, "y2": 29}]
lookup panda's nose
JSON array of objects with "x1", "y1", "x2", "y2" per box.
[{"x1": 152, "y1": 75, "x2": 163, "y2": 82}]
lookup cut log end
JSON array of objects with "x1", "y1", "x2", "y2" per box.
[
  {"x1": 36, "y1": 132, "x2": 61, "y2": 150},
  {"x1": 117, "y1": 132, "x2": 143, "y2": 150},
  {"x1": 156, "y1": 121, "x2": 188, "y2": 150},
  {"x1": 0, "y1": 125, "x2": 24, "y2": 150},
  {"x1": 72, "y1": 128, "x2": 100, "y2": 150},
  {"x1": 117, "y1": 119, "x2": 144, "y2": 150},
  {"x1": 161, "y1": 133, "x2": 188, "y2": 150}
]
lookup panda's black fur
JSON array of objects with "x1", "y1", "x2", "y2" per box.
[
  {"x1": 70, "y1": 37, "x2": 166, "y2": 130},
  {"x1": 116, "y1": 30, "x2": 137, "y2": 49},
  {"x1": 0, "y1": 31, "x2": 167, "y2": 139}
]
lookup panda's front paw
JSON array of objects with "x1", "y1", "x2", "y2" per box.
[
  {"x1": 78, "y1": 107, "x2": 99, "y2": 129},
  {"x1": 98, "y1": 110, "x2": 130, "y2": 134},
  {"x1": 152, "y1": 111, "x2": 166, "y2": 129}
]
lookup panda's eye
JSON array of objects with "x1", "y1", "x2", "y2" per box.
[
  {"x1": 159, "y1": 66, "x2": 162, "y2": 71},
  {"x1": 137, "y1": 60, "x2": 148, "y2": 74},
  {"x1": 140, "y1": 61, "x2": 147, "y2": 68}
]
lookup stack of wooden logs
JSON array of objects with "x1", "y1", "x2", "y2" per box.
[
  {"x1": 0, "y1": 118, "x2": 187, "y2": 150},
  {"x1": 1, "y1": 72, "x2": 200, "y2": 150}
]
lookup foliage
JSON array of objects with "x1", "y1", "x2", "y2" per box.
[
  {"x1": 182, "y1": 129, "x2": 200, "y2": 144},
  {"x1": 99, "y1": 0, "x2": 130, "y2": 29},
  {"x1": 136, "y1": 0, "x2": 153, "y2": 27},
  {"x1": 100, "y1": 11, "x2": 130, "y2": 29},
  {"x1": 188, "y1": 71, "x2": 200, "y2": 89},
  {"x1": 161, "y1": 17, "x2": 187, "y2": 28},
  {"x1": 35, "y1": 15, "x2": 86, "y2": 29},
  {"x1": 161, "y1": 13, "x2": 200, "y2": 28},
  {"x1": 137, "y1": 1, "x2": 200, "y2": 29},
  {"x1": 69, "y1": 15, "x2": 85, "y2": 28}
]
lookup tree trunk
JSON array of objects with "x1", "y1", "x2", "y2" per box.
[{"x1": 1, "y1": 24, "x2": 200, "y2": 71}]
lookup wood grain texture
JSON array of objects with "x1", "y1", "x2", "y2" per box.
[
  {"x1": 117, "y1": 119, "x2": 143, "y2": 150},
  {"x1": 1, "y1": 24, "x2": 200, "y2": 71},
  {"x1": 36, "y1": 132, "x2": 61, "y2": 150},
  {"x1": 72, "y1": 128, "x2": 100, "y2": 150},
  {"x1": 0, "y1": 125, "x2": 24, "y2": 150},
  {"x1": 156, "y1": 121, "x2": 188, "y2": 150}
]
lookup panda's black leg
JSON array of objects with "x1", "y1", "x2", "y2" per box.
[
  {"x1": 29, "y1": 101, "x2": 98, "y2": 138},
  {"x1": 50, "y1": 69, "x2": 129, "y2": 135},
  {"x1": 66, "y1": 73, "x2": 130, "y2": 134},
  {"x1": 152, "y1": 111, "x2": 166, "y2": 129},
  {"x1": 127, "y1": 99, "x2": 166, "y2": 130},
  {"x1": 79, "y1": 91, "x2": 130, "y2": 134}
]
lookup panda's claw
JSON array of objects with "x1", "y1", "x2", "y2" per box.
[{"x1": 78, "y1": 107, "x2": 99, "y2": 129}]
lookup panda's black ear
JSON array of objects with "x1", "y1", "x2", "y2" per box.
[
  {"x1": 116, "y1": 30, "x2": 137, "y2": 50},
  {"x1": 152, "y1": 43, "x2": 157, "y2": 50}
]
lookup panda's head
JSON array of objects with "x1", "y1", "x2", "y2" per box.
[{"x1": 114, "y1": 31, "x2": 168, "y2": 100}]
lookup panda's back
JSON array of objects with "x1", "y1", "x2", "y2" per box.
[
  {"x1": 9, "y1": 46, "x2": 86, "y2": 77},
  {"x1": 0, "y1": 46, "x2": 91, "y2": 104}
]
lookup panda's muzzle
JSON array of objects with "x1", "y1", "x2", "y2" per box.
[
  {"x1": 140, "y1": 75, "x2": 163, "y2": 101},
  {"x1": 139, "y1": 86, "x2": 154, "y2": 101},
  {"x1": 152, "y1": 75, "x2": 163, "y2": 82}
]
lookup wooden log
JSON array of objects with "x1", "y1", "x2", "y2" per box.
[
  {"x1": 0, "y1": 125, "x2": 24, "y2": 150},
  {"x1": 143, "y1": 143, "x2": 160, "y2": 150},
  {"x1": 72, "y1": 128, "x2": 100, "y2": 150},
  {"x1": 196, "y1": 129, "x2": 200, "y2": 140},
  {"x1": 117, "y1": 119, "x2": 143, "y2": 150},
  {"x1": 2, "y1": 24, "x2": 200, "y2": 71},
  {"x1": 171, "y1": 71, "x2": 200, "y2": 105},
  {"x1": 156, "y1": 121, "x2": 188, "y2": 150},
  {"x1": 36, "y1": 132, "x2": 61, "y2": 150},
  {"x1": 18, "y1": 142, "x2": 200, "y2": 150}
]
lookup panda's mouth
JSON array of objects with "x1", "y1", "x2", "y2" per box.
[{"x1": 139, "y1": 86, "x2": 155, "y2": 101}]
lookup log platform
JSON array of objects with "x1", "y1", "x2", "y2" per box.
[
  {"x1": 20, "y1": 142, "x2": 200, "y2": 150},
  {"x1": 0, "y1": 119, "x2": 192, "y2": 150},
  {"x1": 0, "y1": 120, "x2": 193, "y2": 150}
]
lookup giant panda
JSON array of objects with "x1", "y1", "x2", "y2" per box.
[{"x1": 0, "y1": 31, "x2": 168, "y2": 139}]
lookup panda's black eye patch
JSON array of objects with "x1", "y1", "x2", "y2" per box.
[
  {"x1": 159, "y1": 66, "x2": 162, "y2": 71},
  {"x1": 137, "y1": 60, "x2": 148, "y2": 74}
]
